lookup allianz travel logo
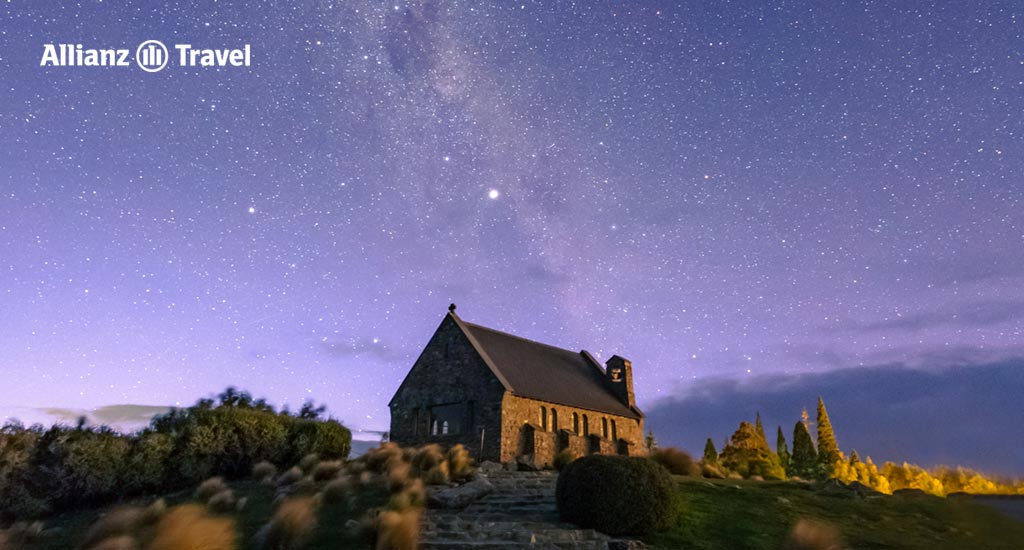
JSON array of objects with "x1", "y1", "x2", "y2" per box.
[{"x1": 41, "y1": 40, "x2": 251, "y2": 72}]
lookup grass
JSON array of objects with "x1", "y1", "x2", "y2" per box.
[
  {"x1": 19, "y1": 480, "x2": 391, "y2": 550},
  {"x1": 18, "y1": 474, "x2": 1024, "y2": 549},
  {"x1": 649, "y1": 477, "x2": 1024, "y2": 550}
]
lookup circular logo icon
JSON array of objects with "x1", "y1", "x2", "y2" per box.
[{"x1": 135, "y1": 40, "x2": 168, "y2": 72}]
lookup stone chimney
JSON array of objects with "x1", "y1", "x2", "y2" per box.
[{"x1": 605, "y1": 355, "x2": 635, "y2": 408}]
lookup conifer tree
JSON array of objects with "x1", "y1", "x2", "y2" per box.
[
  {"x1": 790, "y1": 420, "x2": 817, "y2": 477},
  {"x1": 849, "y1": 450, "x2": 860, "y2": 466},
  {"x1": 776, "y1": 425, "x2": 791, "y2": 471},
  {"x1": 703, "y1": 438, "x2": 718, "y2": 464},
  {"x1": 645, "y1": 429, "x2": 658, "y2": 452},
  {"x1": 719, "y1": 421, "x2": 785, "y2": 479},
  {"x1": 816, "y1": 396, "x2": 840, "y2": 471},
  {"x1": 755, "y1": 412, "x2": 768, "y2": 448}
]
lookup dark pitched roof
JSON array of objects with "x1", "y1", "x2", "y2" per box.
[{"x1": 451, "y1": 313, "x2": 642, "y2": 419}]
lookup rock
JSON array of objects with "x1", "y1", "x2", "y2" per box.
[
  {"x1": 502, "y1": 461, "x2": 518, "y2": 472},
  {"x1": 516, "y1": 454, "x2": 541, "y2": 471},
  {"x1": 847, "y1": 481, "x2": 884, "y2": 498},
  {"x1": 818, "y1": 478, "x2": 853, "y2": 497},
  {"x1": 609, "y1": 540, "x2": 649, "y2": 550},
  {"x1": 893, "y1": 488, "x2": 929, "y2": 498},
  {"x1": 478, "y1": 461, "x2": 503, "y2": 473},
  {"x1": 427, "y1": 478, "x2": 494, "y2": 509}
]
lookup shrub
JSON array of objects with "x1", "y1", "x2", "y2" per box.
[
  {"x1": 312, "y1": 460, "x2": 344, "y2": 482},
  {"x1": 423, "y1": 461, "x2": 450, "y2": 486},
  {"x1": 446, "y1": 444, "x2": 473, "y2": 481},
  {"x1": 298, "y1": 454, "x2": 320, "y2": 474},
  {"x1": 784, "y1": 518, "x2": 843, "y2": 550},
  {"x1": 206, "y1": 490, "x2": 237, "y2": 513},
  {"x1": 322, "y1": 476, "x2": 351, "y2": 505},
  {"x1": 412, "y1": 444, "x2": 444, "y2": 474},
  {"x1": 79, "y1": 507, "x2": 146, "y2": 549},
  {"x1": 259, "y1": 496, "x2": 319, "y2": 550},
  {"x1": 701, "y1": 462, "x2": 726, "y2": 479},
  {"x1": 386, "y1": 459, "x2": 412, "y2": 493},
  {"x1": 277, "y1": 467, "x2": 303, "y2": 487},
  {"x1": 148, "y1": 504, "x2": 236, "y2": 550},
  {"x1": 553, "y1": 449, "x2": 577, "y2": 471},
  {"x1": 196, "y1": 477, "x2": 229, "y2": 502},
  {"x1": 253, "y1": 461, "x2": 277, "y2": 483},
  {"x1": 650, "y1": 447, "x2": 701, "y2": 476},
  {"x1": 556, "y1": 455, "x2": 679, "y2": 536},
  {"x1": 364, "y1": 442, "x2": 402, "y2": 474},
  {"x1": 377, "y1": 509, "x2": 420, "y2": 550}
]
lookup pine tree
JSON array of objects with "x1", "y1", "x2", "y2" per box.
[
  {"x1": 719, "y1": 422, "x2": 785, "y2": 479},
  {"x1": 790, "y1": 420, "x2": 818, "y2": 478},
  {"x1": 755, "y1": 412, "x2": 768, "y2": 448},
  {"x1": 816, "y1": 396, "x2": 840, "y2": 472},
  {"x1": 849, "y1": 450, "x2": 860, "y2": 466},
  {"x1": 645, "y1": 429, "x2": 658, "y2": 452},
  {"x1": 703, "y1": 438, "x2": 718, "y2": 464},
  {"x1": 776, "y1": 426, "x2": 791, "y2": 471}
]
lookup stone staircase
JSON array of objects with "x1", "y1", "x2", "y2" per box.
[{"x1": 420, "y1": 470, "x2": 644, "y2": 549}]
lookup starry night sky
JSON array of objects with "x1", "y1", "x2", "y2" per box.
[{"x1": 2, "y1": 2, "x2": 1022, "y2": 470}]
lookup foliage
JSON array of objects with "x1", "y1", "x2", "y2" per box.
[
  {"x1": 702, "y1": 438, "x2": 718, "y2": 465},
  {"x1": 776, "y1": 426, "x2": 790, "y2": 473},
  {"x1": 789, "y1": 421, "x2": 817, "y2": 478},
  {"x1": 650, "y1": 447, "x2": 701, "y2": 476},
  {"x1": 719, "y1": 422, "x2": 786, "y2": 480},
  {"x1": 754, "y1": 412, "x2": 768, "y2": 448},
  {"x1": 0, "y1": 388, "x2": 350, "y2": 521},
  {"x1": 556, "y1": 455, "x2": 679, "y2": 536},
  {"x1": 814, "y1": 397, "x2": 840, "y2": 474}
]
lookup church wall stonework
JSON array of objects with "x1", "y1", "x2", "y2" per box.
[
  {"x1": 389, "y1": 316, "x2": 506, "y2": 461},
  {"x1": 500, "y1": 394, "x2": 645, "y2": 464}
]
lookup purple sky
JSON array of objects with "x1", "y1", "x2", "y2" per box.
[{"x1": 1, "y1": 2, "x2": 1022, "y2": 471}]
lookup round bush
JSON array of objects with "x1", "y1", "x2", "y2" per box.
[
  {"x1": 650, "y1": 447, "x2": 701, "y2": 476},
  {"x1": 556, "y1": 455, "x2": 679, "y2": 536}
]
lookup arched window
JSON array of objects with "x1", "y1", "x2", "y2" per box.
[
  {"x1": 551, "y1": 409, "x2": 559, "y2": 431},
  {"x1": 602, "y1": 418, "x2": 609, "y2": 438},
  {"x1": 572, "y1": 413, "x2": 580, "y2": 435},
  {"x1": 540, "y1": 406, "x2": 548, "y2": 431},
  {"x1": 583, "y1": 415, "x2": 589, "y2": 436},
  {"x1": 442, "y1": 421, "x2": 449, "y2": 435},
  {"x1": 432, "y1": 420, "x2": 439, "y2": 436},
  {"x1": 611, "y1": 419, "x2": 618, "y2": 441}
]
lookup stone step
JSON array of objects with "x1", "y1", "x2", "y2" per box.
[{"x1": 420, "y1": 471, "x2": 644, "y2": 550}]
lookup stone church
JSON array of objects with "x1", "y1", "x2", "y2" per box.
[{"x1": 389, "y1": 305, "x2": 646, "y2": 466}]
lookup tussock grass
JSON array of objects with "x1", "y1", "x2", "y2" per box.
[
  {"x1": 252, "y1": 462, "x2": 277, "y2": 483},
  {"x1": 148, "y1": 504, "x2": 236, "y2": 550}
]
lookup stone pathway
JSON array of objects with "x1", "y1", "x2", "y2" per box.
[{"x1": 420, "y1": 470, "x2": 645, "y2": 549}]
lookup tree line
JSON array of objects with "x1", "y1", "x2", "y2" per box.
[{"x1": 696, "y1": 397, "x2": 1023, "y2": 496}]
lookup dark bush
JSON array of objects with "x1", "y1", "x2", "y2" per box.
[
  {"x1": 0, "y1": 388, "x2": 351, "y2": 520},
  {"x1": 553, "y1": 449, "x2": 577, "y2": 471},
  {"x1": 556, "y1": 455, "x2": 679, "y2": 536},
  {"x1": 650, "y1": 447, "x2": 701, "y2": 476}
]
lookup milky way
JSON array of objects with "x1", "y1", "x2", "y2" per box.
[{"x1": 1, "y1": 2, "x2": 1022, "y2": 443}]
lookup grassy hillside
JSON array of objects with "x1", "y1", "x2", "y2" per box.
[{"x1": 651, "y1": 477, "x2": 1024, "y2": 550}]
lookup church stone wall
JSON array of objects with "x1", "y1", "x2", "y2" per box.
[
  {"x1": 500, "y1": 394, "x2": 646, "y2": 464},
  {"x1": 389, "y1": 316, "x2": 507, "y2": 461}
]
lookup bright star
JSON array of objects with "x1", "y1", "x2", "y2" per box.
[
  {"x1": 488, "y1": 189, "x2": 500, "y2": 200},
  {"x1": 248, "y1": 206, "x2": 256, "y2": 214}
]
